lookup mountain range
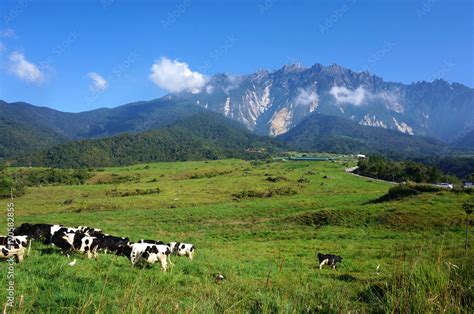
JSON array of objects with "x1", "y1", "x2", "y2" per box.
[
  {"x1": 1, "y1": 62, "x2": 473, "y2": 165},
  {"x1": 174, "y1": 63, "x2": 473, "y2": 141}
]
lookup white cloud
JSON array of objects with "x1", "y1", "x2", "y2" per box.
[
  {"x1": 205, "y1": 85, "x2": 214, "y2": 94},
  {"x1": 295, "y1": 88, "x2": 319, "y2": 106},
  {"x1": 330, "y1": 86, "x2": 366, "y2": 106},
  {"x1": 149, "y1": 57, "x2": 207, "y2": 93},
  {"x1": 222, "y1": 75, "x2": 242, "y2": 94},
  {"x1": 0, "y1": 28, "x2": 16, "y2": 38},
  {"x1": 87, "y1": 72, "x2": 108, "y2": 92},
  {"x1": 8, "y1": 51, "x2": 44, "y2": 84},
  {"x1": 330, "y1": 85, "x2": 402, "y2": 112}
]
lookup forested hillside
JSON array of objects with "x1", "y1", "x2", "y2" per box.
[
  {"x1": 15, "y1": 112, "x2": 279, "y2": 168},
  {"x1": 278, "y1": 113, "x2": 450, "y2": 158}
]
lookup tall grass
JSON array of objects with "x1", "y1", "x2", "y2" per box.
[{"x1": 362, "y1": 251, "x2": 473, "y2": 313}]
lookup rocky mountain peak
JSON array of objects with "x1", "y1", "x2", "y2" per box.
[{"x1": 177, "y1": 62, "x2": 473, "y2": 141}]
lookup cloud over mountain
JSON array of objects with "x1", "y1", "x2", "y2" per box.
[
  {"x1": 149, "y1": 57, "x2": 207, "y2": 93},
  {"x1": 329, "y1": 86, "x2": 366, "y2": 106},
  {"x1": 295, "y1": 88, "x2": 318, "y2": 106}
]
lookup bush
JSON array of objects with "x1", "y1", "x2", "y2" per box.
[
  {"x1": 297, "y1": 177, "x2": 310, "y2": 183},
  {"x1": 232, "y1": 187, "x2": 297, "y2": 200},
  {"x1": 13, "y1": 168, "x2": 92, "y2": 187},
  {"x1": 265, "y1": 176, "x2": 288, "y2": 182},
  {"x1": 374, "y1": 184, "x2": 442, "y2": 202},
  {"x1": 106, "y1": 187, "x2": 161, "y2": 197}
]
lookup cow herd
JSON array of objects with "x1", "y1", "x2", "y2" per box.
[{"x1": 1, "y1": 223, "x2": 195, "y2": 271}]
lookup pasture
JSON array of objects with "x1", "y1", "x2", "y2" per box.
[{"x1": 1, "y1": 159, "x2": 472, "y2": 312}]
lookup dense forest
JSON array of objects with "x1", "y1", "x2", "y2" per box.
[
  {"x1": 0, "y1": 116, "x2": 66, "y2": 159},
  {"x1": 278, "y1": 113, "x2": 450, "y2": 158},
  {"x1": 413, "y1": 156, "x2": 474, "y2": 181},
  {"x1": 14, "y1": 112, "x2": 279, "y2": 168},
  {"x1": 357, "y1": 155, "x2": 460, "y2": 184}
]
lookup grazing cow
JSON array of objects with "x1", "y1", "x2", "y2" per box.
[
  {"x1": 13, "y1": 223, "x2": 52, "y2": 241},
  {"x1": 50, "y1": 230, "x2": 75, "y2": 255},
  {"x1": 96, "y1": 235, "x2": 130, "y2": 253},
  {"x1": 317, "y1": 253, "x2": 343, "y2": 269},
  {"x1": 49, "y1": 227, "x2": 87, "y2": 255},
  {"x1": 62, "y1": 232, "x2": 100, "y2": 259},
  {"x1": 15, "y1": 224, "x2": 64, "y2": 244},
  {"x1": 168, "y1": 242, "x2": 195, "y2": 260},
  {"x1": 0, "y1": 235, "x2": 29, "y2": 263},
  {"x1": 76, "y1": 226, "x2": 104, "y2": 237},
  {"x1": 138, "y1": 239, "x2": 172, "y2": 264},
  {"x1": 117, "y1": 243, "x2": 170, "y2": 271},
  {"x1": 12, "y1": 223, "x2": 33, "y2": 236},
  {"x1": 0, "y1": 235, "x2": 29, "y2": 249},
  {"x1": 0, "y1": 246, "x2": 26, "y2": 263}
]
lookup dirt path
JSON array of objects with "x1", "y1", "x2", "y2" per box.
[{"x1": 344, "y1": 166, "x2": 398, "y2": 185}]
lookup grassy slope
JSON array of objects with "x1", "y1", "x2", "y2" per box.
[{"x1": 0, "y1": 159, "x2": 472, "y2": 312}]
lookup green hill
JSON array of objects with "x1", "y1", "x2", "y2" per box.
[
  {"x1": 15, "y1": 112, "x2": 279, "y2": 168},
  {"x1": 0, "y1": 116, "x2": 66, "y2": 160},
  {"x1": 278, "y1": 113, "x2": 450, "y2": 158},
  {"x1": 0, "y1": 99, "x2": 204, "y2": 159},
  {"x1": 453, "y1": 130, "x2": 474, "y2": 150}
]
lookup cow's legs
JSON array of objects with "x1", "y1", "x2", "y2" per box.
[
  {"x1": 159, "y1": 255, "x2": 168, "y2": 272},
  {"x1": 319, "y1": 259, "x2": 328, "y2": 269}
]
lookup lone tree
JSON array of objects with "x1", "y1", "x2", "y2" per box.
[{"x1": 463, "y1": 201, "x2": 473, "y2": 251}]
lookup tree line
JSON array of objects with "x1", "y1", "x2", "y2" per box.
[{"x1": 357, "y1": 155, "x2": 459, "y2": 184}]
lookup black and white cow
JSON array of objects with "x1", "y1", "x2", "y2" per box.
[
  {"x1": 62, "y1": 232, "x2": 101, "y2": 259},
  {"x1": 0, "y1": 235, "x2": 29, "y2": 249},
  {"x1": 12, "y1": 223, "x2": 52, "y2": 241},
  {"x1": 168, "y1": 242, "x2": 195, "y2": 260},
  {"x1": 50, "y1": 229, "x2": 76, "y2": 255},
  {"x1": 138, "y1": 239, "x2": 173, "y2": 264},
  {"x1": 12, "y1": 223, "x2": 33, "y2": 236},
  {"x1": 0, "y1": 235, "x2": 29, "y2": 263},
  {"x1": 317, "y1": 253, "x2": 343, "y2": 269},
  {"x1": 117, "y1": 243, "x2": 170, "y2": 271},
  {"x1": 76, "y1": 226, "x2": 104, "y2": 237},
  {"x1": 96, "y1": 235, "x2": 130, "y2": 253}
]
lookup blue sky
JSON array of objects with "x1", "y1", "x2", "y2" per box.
[{"x1": 0, "y1": 0, "x2": 472, "y2": 112}]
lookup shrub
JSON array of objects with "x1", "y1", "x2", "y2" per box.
[
  {"x1": 297, "y1": 177, "x2": 310, "y2": 183},
  {"x1": 106, "y1": 187, "x2": 161, "y2": 197},
  {"x1": 232, "y1": 187, "x2": 297, "y2": 200},
  {"x1": 374, "y1": 184, "x2": 442, "y2": 202},
  {"x1": 265, "y1": 176, "x2": 288, "y2": 182}
]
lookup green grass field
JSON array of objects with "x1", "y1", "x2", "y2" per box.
[{"x1": 1, "y1": 159, "x2": 472, "y2": 313}]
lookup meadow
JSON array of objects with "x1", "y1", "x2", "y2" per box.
[{"x1": 0, "y1": 158, "x2": 472, "y2": 313}]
